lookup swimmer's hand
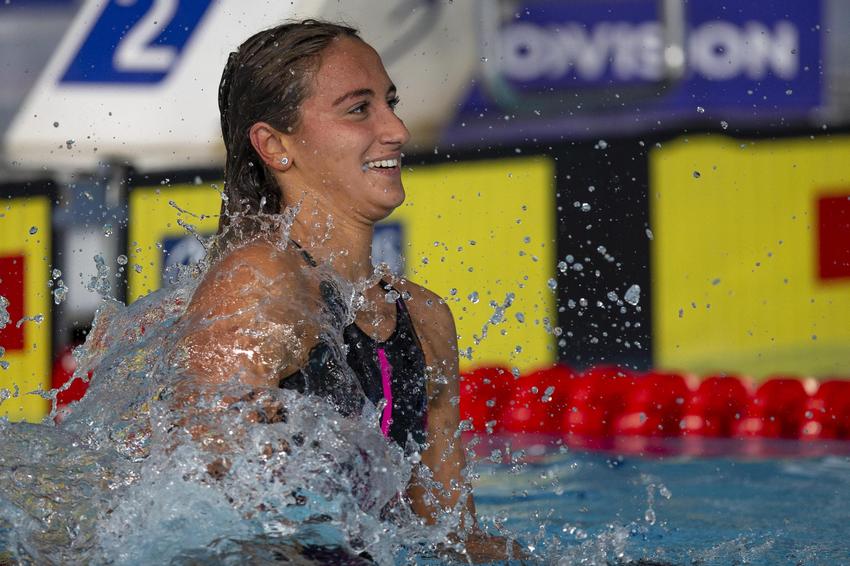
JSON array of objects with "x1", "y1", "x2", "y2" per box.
[
  {"x1": 465, "y1": 530, "x2": 529, "y2": 563},
  {"x1": 438, "y1": 530, "x2": 529, "y2": 564}
]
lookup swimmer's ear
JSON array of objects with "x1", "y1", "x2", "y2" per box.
[{"x1": 248, "y1": 122, "x2": 292, "y2": 171}]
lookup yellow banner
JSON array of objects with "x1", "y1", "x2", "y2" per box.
[
  {"x1": 128, "y1": 157, "x2": 557, "y2": 372},
  {"x1": 127, "y1": 183, "x2": 221, "y2": 302},
  {"x1": 388, "y1": 156, "x2": 556, "y2": 372},
  {"x1": 0, "y1": 194, "x2": 51, "y2": 422},
  {"x1": 650, "y1": 135, "x2": 850, "y2": 379}
]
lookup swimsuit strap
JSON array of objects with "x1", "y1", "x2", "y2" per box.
[
  {"x1": 346, "y1": 278, "x2": 419, "y2": 346},
  {"x1": 288, "y1": 240, "x2": 413, "y2": 339},
  {"x1": 289, "y1": 239, "x2": 318, "y2": 267}
]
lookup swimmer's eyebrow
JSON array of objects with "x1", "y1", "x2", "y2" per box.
[{"x1": 332, "y1": 84, "x2": 397, "y2": 106}]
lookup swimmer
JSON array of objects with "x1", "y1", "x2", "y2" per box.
[{"x1": 179, "y1": 20, "x2": 521, "y2": 562}]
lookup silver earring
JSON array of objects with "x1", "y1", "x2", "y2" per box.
[{"x1": 280, "y1": 156, "x2": 289, "y2": 166}]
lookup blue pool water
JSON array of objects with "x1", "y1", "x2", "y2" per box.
[{"x1": 469, "y1": 438, "x2": 850, "y2": 565}]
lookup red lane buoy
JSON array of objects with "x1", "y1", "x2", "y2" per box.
[
  {"x1": 462, "y1": 362, "x2": 848, "y2": 450},
  {"x1": 800, "y1": 380, "x2": 850, "y2": 440},
  {"x1": 735, "y1": 377, "x2": 808, "y2": 439},
  {"x1": 459, "y1": 365, "x2": 513, "y2": 433},
  {"x1": 614, "y1": 370, "x2": 691, "y2": 437},
  {"x1": 500, "y1": 364, "x2": 575, "y2": 433},
  {"x1": 682, "y1": 375, "x2": 750, "y2": 438},
  {"x1": 563, "y1": 365, "x2": 635, "y2": 442}
]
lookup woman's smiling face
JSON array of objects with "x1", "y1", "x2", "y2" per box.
[{"x1": 284, "y1": 36, "x2": 410, "y2": 222}]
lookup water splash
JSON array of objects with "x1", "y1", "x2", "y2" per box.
[
  {"x1": 0, "y1": 296, "x2": 9, "y2": 329},
  {"x1": 0, "y1": 213, "x2": 511, "y2": 564}
]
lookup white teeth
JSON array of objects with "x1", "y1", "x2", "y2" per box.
[{"x1": 366, "y1": 159, "x2": 398, "y2": 169}]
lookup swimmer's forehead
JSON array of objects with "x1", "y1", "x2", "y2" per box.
[{"x1": 306, "y1": 36, "x2": 397, "y2": 106}]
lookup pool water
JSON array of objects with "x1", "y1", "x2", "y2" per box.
[{"x1": 470, "y1": 437, "x2": 850, "y2": 565}]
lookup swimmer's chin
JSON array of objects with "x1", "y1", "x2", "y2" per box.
[
  {"x1": 359, "y1": 191, "x2": 405, "y2": 223},
  {"x1": 379, "y1": 184, "x2": 407, "y2": 214}
]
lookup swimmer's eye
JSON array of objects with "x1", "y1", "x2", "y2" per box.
[
  {"x1": 348, "y1": 97, "x2": 400, "y2": 116},
  {"x1": 349, "y1": 102, "x2": 369, "y2": 115}
]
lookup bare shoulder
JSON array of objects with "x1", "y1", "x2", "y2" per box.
[
  {"x1": 392, "y1": 279, "x2": 458, "y2": 379},
  {"x1": 179, "y1": 240, "x2": 319, "y2": 386},
  {"x1": 203, "y1": 240, "x2": 304, "y2": 288},
  {"x1": 189, "y1": 241, "x2": 308, "y2": 315},
  {"x1": 393, "y1": 278, "x2": 456, "y2": 336}
]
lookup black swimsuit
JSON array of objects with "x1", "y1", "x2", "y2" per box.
[{"x1": 279, "y1": 247, "x2": 428, "y2": 450}]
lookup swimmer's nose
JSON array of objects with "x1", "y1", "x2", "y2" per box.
[{"x1": 379, "y1": 107, "x2": 410, "y2": 148}]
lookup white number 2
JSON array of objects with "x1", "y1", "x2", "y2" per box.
[{"x1": 113, "y1": 0, "x2": 179, "y2": 72}]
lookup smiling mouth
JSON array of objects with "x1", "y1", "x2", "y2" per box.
[{"x1": 362, "y1": 158, "x2": 400, "y2": 172}]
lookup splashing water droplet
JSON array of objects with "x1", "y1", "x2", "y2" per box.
[
  {"x1": 117, "y1": 255, "x2": 129, "y2": 266},
  {"x1": 28, "y1": 226, "x2": 38, "y2": 235},
  {"x1": 692, "y1": 171, "x2": 701, "y2": 179},
  {"x1": 384, "y1": 289, "x2": 400, "y2": 303},
  {"x1": 53, "y1": 280, "x2": 68, "y2": 305},
  {"x1": 696, "y1": 106, "x2": 705, "y2": 113},
  {"x1": 86, "y1": 253, "x2": 112, "y2": 297},
  {"x1": 720, "y1": 120, "x2": 729, "y2": 130},
  {"x1": 468, "y1": 291, "x2": 479, "y2": 304},
  {"x1": 0, "y1": 296, "x2": 10, "y2": 329},
  {"x1": 624, "y1": 284, "x2": 641, "y2": 306}
]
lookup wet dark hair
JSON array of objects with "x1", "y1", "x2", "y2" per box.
[{"x1": 217, "y1": 19, "x2": 360, "y2": 234}]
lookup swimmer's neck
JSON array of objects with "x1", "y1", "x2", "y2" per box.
[{"x1": 288, "y1": 215, "x2": 377, "y2": 284}]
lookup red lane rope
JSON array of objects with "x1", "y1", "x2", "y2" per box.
[{"x1": 461, "y1": 364, "x2": 850, "y2": 442}]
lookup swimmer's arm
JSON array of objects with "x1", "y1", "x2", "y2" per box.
[
  {"x1": 178, "y1": 245, "x2": 314, "y2": 389},
  {"x1": 405, "y1": 288, "x2": 524, "y2": 562},
  {"x1": 405, "y1": 293, "x2": 472, "y2": 524}
]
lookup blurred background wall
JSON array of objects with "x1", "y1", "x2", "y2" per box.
[{"x1": 0, "y1": 0, "x2": 848, "y2": 422}]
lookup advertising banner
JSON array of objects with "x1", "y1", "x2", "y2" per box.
[
  {"x1": 650, "y1": 134, "x2": 850, "y2": 379},
  {"x1": 0, "y1": 182, "x2": 53, "y2": 422},
  {"x1": 127, "y1": 174, "x2": 222, "y2": 303},
  {"x1": 387, "y1": 156, "x2": 557, "y2": 373},
  {"x1": 447, "y1": 0, "x2": 824, "y2": 145}
]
